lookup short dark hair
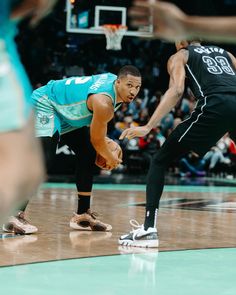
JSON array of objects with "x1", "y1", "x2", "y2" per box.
[
  {"x1": 117, "y1": 65, "x2": 141, "y2": 78},
  {"x1": 187, "y1": 38, "x2": 203, "y2": 43}
]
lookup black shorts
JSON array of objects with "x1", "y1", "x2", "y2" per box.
[{"x1": 156, "y1": 93, "x2": 236, "y2": 164}]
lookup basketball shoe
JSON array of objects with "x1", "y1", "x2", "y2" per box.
[
  {"x1": 118, "y1": 220, "x2": 159, "y2": 248},
  {"x1": 2, "y1": 211, "x2": 38, "y2": 235},
  {"x1": 69, "y1": 209, "x2": 112, "y2": 231}
]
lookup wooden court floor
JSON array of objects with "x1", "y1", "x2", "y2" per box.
[{"x1": 1, "y1": 180, "x2": 236, "y2": 267}]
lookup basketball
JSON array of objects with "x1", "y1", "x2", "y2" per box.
[{"x1": 95, "y1": 138, "x2": 123, "y2": 170}]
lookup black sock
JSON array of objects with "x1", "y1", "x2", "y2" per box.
[
  {"x1": 77, "y1": 194, "x2": 91, "y2": 214},
  {"x1": 144, "y1": 207, "x2": 158, "y2": 230}
]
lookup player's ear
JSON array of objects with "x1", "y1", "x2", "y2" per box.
[{"x1": 115, "y1": 78, "x2": 121, "y2": 87}]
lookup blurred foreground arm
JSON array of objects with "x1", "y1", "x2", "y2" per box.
[
  {"x1": 129, "y1": 0, "x2": 236, "y2": 43},
  {"x1": 11, "y1": 0, "x2": 58, "y2": 27}
]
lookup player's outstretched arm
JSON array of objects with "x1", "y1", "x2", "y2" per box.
[
  {"x1": 130, "y1": 0, "x2": 236, "y2": 43},
  {"x1": 89, "y1": 94, "x2": 121, "y2": 170},
  {"x1": 120, "y1": 50, "x2": 186, "y2": 140}
]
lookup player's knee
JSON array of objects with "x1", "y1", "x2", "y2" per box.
[
  {"x1": 27, "y1": 155, "x2": 45, "y2": 189},
  {"x1": 16, "y1": 152, "x2": 45, "y2": 195},
  {"x1": 30, "y1": 162, "x2": 45, "y2": 188},
  {"x1": 151, "y1": 150, "x2": 166, "y2": 167}
]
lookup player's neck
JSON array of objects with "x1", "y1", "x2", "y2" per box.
[{"x1": 116, "y1": 96, "x2": 123, "y2": 103}]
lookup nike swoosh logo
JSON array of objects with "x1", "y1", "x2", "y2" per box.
[{"x1": 134, "y1": 233, "x2": 157, "y2": 240}]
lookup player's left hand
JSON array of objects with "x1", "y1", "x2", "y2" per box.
[
  {"x1": 119, "y1": 126, "x2": 150, "y2": 140},
  {"x1": 30, "y1": 0, "x2": 58, "y2": 27}
]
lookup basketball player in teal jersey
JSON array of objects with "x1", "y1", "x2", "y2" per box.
[
  {"x1": 119, "y1": 40, "x2": 236, "y2": 247},
  {"x1": 0, "y1": 0, "x2": 58, "y2": 233},
  {"x1": 3, "y1": 66, "x2": 142, "y2": 233}
]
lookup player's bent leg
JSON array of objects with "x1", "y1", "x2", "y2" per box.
[{"x1": 63, "y1": 128, "x2": 112, "y2": 231}]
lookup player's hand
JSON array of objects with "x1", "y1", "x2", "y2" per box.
[
  {"x1": 103, "y1": 155, "x2": 122, "y2": 171},
  {"x1": 119, "y1": 126, "x2": 151, "y2": 140},
  {"x1": 30, "y1": 0, "x2": 58, "y2": 27},
  {"x1": 129, "y1": 0, "x2": 187, "y2": 41},
  {"x1": 11, "y1": 0, "x2": 58, "y2": 27}
]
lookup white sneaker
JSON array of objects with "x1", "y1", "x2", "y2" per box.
[
  {"x1": 118, "y1": 220, "x2": 159, "y2": 248},
  {"x1": 2, "y1": 211, "x2": 38, "y2": 235}
]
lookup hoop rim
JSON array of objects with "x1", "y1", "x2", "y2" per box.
[{"x1": 102, "y1": 24, "x2": 128, "y2": 30}]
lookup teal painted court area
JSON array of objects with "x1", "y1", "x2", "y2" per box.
[
  {"x1": 0, "y1": 248, "x2": 235, "y2": 295},
  {"x1": 43, "y1": 182, "x2": 236, "y2": 193}
]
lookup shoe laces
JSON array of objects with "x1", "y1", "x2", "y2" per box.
[
  {"x1": 87, "y1": 210, "x2": 101, "y2": 220},
  {"x1": 129, "y1": 219, "x2": 142, "y2": 233},
  {"x1": 17, "y1": 211, "x2": 29, "y2": 225}
]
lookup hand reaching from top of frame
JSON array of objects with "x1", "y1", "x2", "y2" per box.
[
  {"x1": 119, "y1": 125, "x2": 151, "y2": 140},
  {"x1": 29, "y1": 0, "x2": 58, "y2": 27},
  {"x1": 129, "y1": 0, "x2": 188, "y2": 41},
  {"x1": 11, "y1": 0, "x2": 58, "y2": 27}
]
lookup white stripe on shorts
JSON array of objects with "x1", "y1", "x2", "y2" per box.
[{"x1": 178, "y1": 64, "x2": 206, "y2": 142}]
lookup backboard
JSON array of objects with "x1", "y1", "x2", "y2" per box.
[{"x1": 66, "y1": 0, "x2": 153, "y2": 37}]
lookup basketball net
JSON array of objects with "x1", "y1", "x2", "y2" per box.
[{"x1": 102, "y1": 24, "x2": 127, "y2": 51}]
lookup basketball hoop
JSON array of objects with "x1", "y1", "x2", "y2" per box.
[{"x1": 102, "y1": 24, "x2": 127, "y2": 51}]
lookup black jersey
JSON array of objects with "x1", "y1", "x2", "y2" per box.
[{"x1": 186, "y1": 45, "x2": 236, "y2": 99}]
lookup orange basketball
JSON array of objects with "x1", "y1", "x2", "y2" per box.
[{"x1": 95, "y1": 138, "x2": 123, "y2": 170}]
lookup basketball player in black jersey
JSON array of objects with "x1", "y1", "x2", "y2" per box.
[{"x1": 119, "y1": 40, "x2": 236, "y2": 248}]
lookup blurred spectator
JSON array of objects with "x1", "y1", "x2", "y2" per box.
[
  {"x1": 201, "y1": 134, "x2": 231, "y2": 172},
  {"x1": 179, "y1": 152, "x2": 206, "y2": 177},
  {"x1": 139, "y1": 127, "x2": 165, "y2": 170}
]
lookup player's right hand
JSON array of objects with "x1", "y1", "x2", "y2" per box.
[
  {"x1": 129, "y1": 0, "x2": 187, "y2": 41},
  {"x1": 104, "y1": 156, "x2": 122, "y2": 171},
  {"x1": 119, "y1": 126, "x2": 150, "y2": 140}
]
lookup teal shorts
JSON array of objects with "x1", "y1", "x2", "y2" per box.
[
  {"x1": 31, "y1": 84, "x2": 78, "y2": 137},
  {"x1": 0, "y1": 38, "x2": 32, "y2": 132},
  {"x1": 31, "y1": 85, "x2": 61, "y2": 137}
]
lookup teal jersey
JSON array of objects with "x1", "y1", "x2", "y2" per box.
[
  {"x1": 0, "y1": 1, "x2": 33, "y2": 132},
  {"x1": 48, "y1": 73, "x2": 117, "y2": 127},
  {"x1": 0, "y1": 1, "x2": 10, "y2": 38},
  {"x1": 0, "y1": 1, "x2": 17, "y2": 39},
  {"x1": 32, "y1": 73, "x2": 118, "y2": 137}
]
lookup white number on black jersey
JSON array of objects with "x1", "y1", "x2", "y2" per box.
[{"x1": 202, "y1": 56, "x2": 235, "y2": 75}]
